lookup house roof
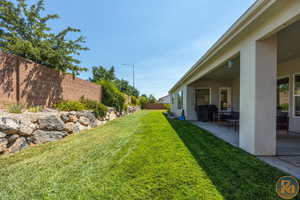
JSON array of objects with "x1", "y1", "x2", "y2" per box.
[{"x1": 169, "y1": 0, "x2": 275, "y2": 93}]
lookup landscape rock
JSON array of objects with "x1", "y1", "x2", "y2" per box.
[
  {"x1": 7, "y1": 134, "x2": 19, "y2": 145},
  {"x1": 0, "y1": 106, "x2": 139, "y2": 155},
  {"x1": 77, "y1": 111, "x2": 96, "y2": 122},
  {"x1": 0, "y1": 138, "x2": 8, "y2": 153},
  {"x1": 75, "y1": 122, "x2": 87, "y2": 132},
  {"x1": 8, "y1": 137, "x2": 28, "y2": 153},
  {"x1": 19, "y1": 123, "x2": 34, "y2": 136},
  {"x1": 0, "y1": 117, "x2": 20, "y2": 134},
  {"x1": 78, "y1": 116, "x2": 90, "y2": 126},
  {"x1": 31, "y1": 130, "x2": 68, "y2": 144},
  {"x1": 64, "y1": 122, "x2": 79, "y2": 133},
  {"x1": 38, "y1": 115, "x2": 65, "y2": 131},
  {"x1": 0, "y1": 132, "x2": 6, "y2": 138},
  {"x1": 68, "y1": 114, "x2": 78, "y2": 122},
  {"x1": 60, "y1": 114, "x2": 69, "y2": 122}
]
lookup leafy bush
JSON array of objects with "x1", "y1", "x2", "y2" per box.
[
  {"x1": 54, "y1": 101, "x2": 85, "y2": 111},
  {"x1": 139, "y1": 96, "x2": 148, "y2": 109},
  {"x1": 98, "y1": 80, "x2": 126, "y2": 112},
  {"x1": 130, "y1": 96, "x2": 138, "y2": 105},
  {"x1": 80, "y1": 97, "x2": 108, "y2": 118},
  {"x1": 164, "y1": 104, "x2": 171, "y2": 112},
  {"x1": 27, "y1": 105, "x2": 43, "y2": 113},
  {"x1": 7, "y1": 104, "x2": 24, "y2": 114}
]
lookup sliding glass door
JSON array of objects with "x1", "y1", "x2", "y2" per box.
[
  {"x1": 219, "y1": 87, "x2": 232, "y2": 111},
  {"x1": 195, "y1": 88, "x2": 211, "y2": 106}
]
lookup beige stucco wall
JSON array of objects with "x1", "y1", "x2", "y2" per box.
[
  {"x1": 190, "y1": 79, "x2": 240, "y2": 111},
  {"x1": 278, "y1": 57, "x2": 300, "y2": 132},
  {"x1": 170, "y1": 0, "x2": 300, "y2": 155},
  {"x1": 170, "y1": 78, "x2": 240, "y2": 121}
]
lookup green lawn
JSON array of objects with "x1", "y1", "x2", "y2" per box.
[{"x1": 0, "y1": 110, "x2": 292, "y2": 200}]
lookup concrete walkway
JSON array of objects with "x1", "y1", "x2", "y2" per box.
[{"x1": 191, "y1": 121, "x2": 300, "y2": 179}]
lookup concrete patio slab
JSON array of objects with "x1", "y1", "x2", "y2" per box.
[
  {"x1": 190, "y1": 120, "x2": 300, "y2": 179},
  {"x1": 190, "y1": 121, "x2": 239, "y2": 147}
]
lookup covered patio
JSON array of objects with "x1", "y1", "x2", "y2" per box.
[
  {"x1": 191, "y1": 120, "x2": 300, "y2": 178},
  {"x1": 180, "y1": 18, "x2": 300, "y2": 177}
]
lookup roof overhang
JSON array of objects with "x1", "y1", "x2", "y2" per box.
[{"x1": 169, "y1": 0, "x2": 276, "y2": 93}]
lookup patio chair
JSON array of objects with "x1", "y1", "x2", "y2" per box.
[
  {"x1": 277, "y1": 111, "x2": 289, "y2": 134},
  {"x1": 219, "y1": 111, "x2": 240, "y2": 132}
]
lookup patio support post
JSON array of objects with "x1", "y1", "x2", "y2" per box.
[
  {"x1": 183, "y1": 85, "x2": 197, "y2": 120},
  {"x1": 239, "y1": 35, "x2": 277, "y2": 156}
]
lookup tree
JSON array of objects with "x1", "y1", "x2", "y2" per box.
[
  {"x1": 97, "y1": 80, "x2": 125, "y2": 112},
  {"x1": 90, "y1": 66, "x2": 116, "y2": 82},
  {"x1": 148, "y1": 94, "x2": 157, "y2": 104},
  {"x1": 0, "y1": 0, "x2": 88, "y2": 75},
  {"x1": 90, "y1": 65, "x2": 140, "y2": 97},
  {"x1": 139, "y1": 96, "x2": 148, "y2": 109},
  {"x1": 114, "y1": 79, "x2": 139, "y2": 97}
]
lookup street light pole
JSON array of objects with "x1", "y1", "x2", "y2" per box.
[{"x1": 122, "y1": 64, "x2": 135, "y2": 89}]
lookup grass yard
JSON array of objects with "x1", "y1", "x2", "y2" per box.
[{"x1": 0, "y1": 110, "x2": 292, "y2": 200}]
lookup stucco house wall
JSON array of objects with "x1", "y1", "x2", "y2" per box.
[
  {"x1": 169, "y1": 0, "x2": 300, "y2": 155},
  {"x1": 278, "y1": 57, "x2": 300, "y2": 132}
]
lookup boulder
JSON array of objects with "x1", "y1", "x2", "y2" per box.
[
  {"x1": 77, "y1": 111, "x2": 96, "y2": 122},
  {"x1": 19, "y1": 123, "x2": 34, "y2": 136},
  {"x1": 7, "y1": 134, "x2": 19, "y2": 145},
  {"x1": 75, "y1": 122, "x2": 87, "y2": 132},
  {"x1": 68, "y1": 114, "x2": 78, "y2": 122},
  {"x1": 7, "y1": 137, "x2": 28, "y2": 153},
  {"x1": 0, "y1": 117, "x2": 20, "y2": 134},
  {"x1": 0, "y1": 138, "x2": 8, "y2": 153},
  {"x1": 60, "y1": 114, "x2": 69, "y2": 122},
  {"x1": 0, "y1": 132, "x2": 6, "y2": 138},
  {"x1": 78, "y1": 116, "x2": 90, "y2": 126},
  {"x1": 31, "y1": 130, "x2": 68, "y2": 144},
  {"x1": 64, "y1": 122, "x2": 80, "y2": 133},
  {"x1": 38, "y1": 115, "x2": 65, "y2": 131}
]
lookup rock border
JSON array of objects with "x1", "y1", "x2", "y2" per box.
[{"x1": 0, "y1": 106, "x2": 139, "y2": 155}]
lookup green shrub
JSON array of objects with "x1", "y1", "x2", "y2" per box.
[
  {"x1": 139, "y1": 96, "x2": 148, "y2": 109},
  {"x1": 54, "y1": 101, "x2": 85, "y2": 111},
  {"x1": 80, "y1": 97, "x2": 108, "y2": 118},
  {"x1": 27, "y1": 105, "x2": 43, "y2": 113},
  {"x1": 7, "y1": 104, "x2": 24, "y2": 114},
  {"x1": 164, "y1": 104, "x2": 171, "y2": 112},
  {"x1": 131, "y1": 96, "x2": 138, "y2": 105},
  {"x1": 97, "y1": 80, "x2": 126, "y2": 112}
]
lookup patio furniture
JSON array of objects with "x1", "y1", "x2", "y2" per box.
[
  {"x1": 219, "y1": 111, "x2": 240, "y2": 132},
  {"x1": 277, "y1": 111, "x2": 289, "y2": 134},
  {"x1": 195, "y1": 105, "x2": 218, "y2": 122}
]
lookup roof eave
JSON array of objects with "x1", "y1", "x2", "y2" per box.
[{"x1": 169, "y1": 0, "x2": 275, "y2": 93}]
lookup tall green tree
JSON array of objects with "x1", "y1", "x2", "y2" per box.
[
  {"x1": 148, "y1": 94, "x2": 157, "y2": 104},
  {"x1": 0, "y1": 0, "x2": 88, "y2": 75},
  {"x1": 114, "y1": 79, "x2": 139, "y2": 97},
  {"x1": 90, "y1": 66, "x2": 116, "y2": 82}
]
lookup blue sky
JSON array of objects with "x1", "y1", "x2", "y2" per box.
[{"x1": 43, "y1": 0, "x2": 255, "y2": 98}]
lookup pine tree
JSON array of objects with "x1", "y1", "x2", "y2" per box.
[{"x1": 0, "y1": 0, "x2": 88, "y2": 75}]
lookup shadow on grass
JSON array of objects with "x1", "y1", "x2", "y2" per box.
[{"x1": 163, "y1": 114, "x2": 295, "y2": 200}]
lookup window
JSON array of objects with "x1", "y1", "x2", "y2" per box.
[
  {"x1": 219, "y1": 88, "x2": 232, "y2": 111},
  {"x1": 277, "y1": 77, "x2": 289, "y2": 112},
  {"x1": 195, "y1": 88, "x2": 210, "y2": 106},
  {"x1": 177, "y1": 90, "x2": 183, "y2": 109},
  {"x1": 294, "y1": 74, "x2": 300, "y2": 117}
]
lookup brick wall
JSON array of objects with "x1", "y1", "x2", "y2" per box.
[{"x1": 0, "y1": 52, "x2": 102, "y2": 107}]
